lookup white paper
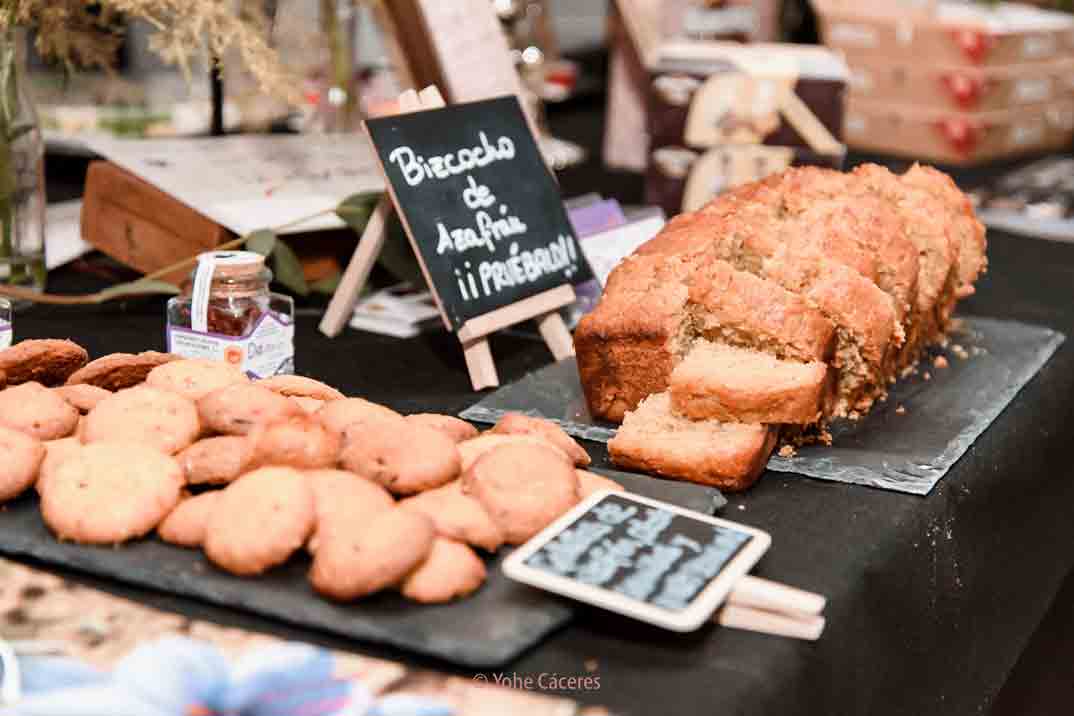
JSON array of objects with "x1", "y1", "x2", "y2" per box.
[
  {"x1": 84, "y1": 135, "x2": 385, "y2": 236},
  {"x1": 45, "y1": 200, "x2": 91, "y2": 270},
  {"x1": 581, "y1": 215, "x2": 666, "y2": 286}
]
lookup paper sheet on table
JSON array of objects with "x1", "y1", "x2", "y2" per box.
[
  {"x1": 84, "y1": 135, "x2": 384, "y2": 236},
  {"x1": 45, "y1": 200, "x2": 91, "y2": 270},
  {"x1": 460, "y1": 317, "x2": 1065, "y2": 495}
]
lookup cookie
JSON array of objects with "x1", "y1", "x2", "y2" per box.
[
  {"x1": 489, "y1": 413, "x2": 591, "y2": 466},
  {"x1": 404, "y1": 414, "x2": 479, "y2": 443},
  {"x1": 176, "y1": 436, "x2": 252, "y2": 485},
  {"x1": 457, "y1": 434, "x2": 570, "y2": 472},
  {"x1": 305, "y1": 469, "x2": 395, "y2": 553},
  {"x1": 146, "y1": 359, "x2": 249, "y2": 402},
  {"x1": 203, "y1": 467, "x2": 315, "y2": 576},
  {"x1": 247, "y1": 415, "x2": 341, "y2": 470},
  {"x1": 197, "y1": 383, "x2": 302, "y2": 436},
  {"x1": 577, "y1": 470, "x2": 625, "y2": 499},
  {"x1": 0, "y1": 426, "x2": 45, "y2": 502},
  {"x1": 316, "y1": 398, "x2": 405, "y2": 443},
  {"x1": 83, "y1": 386, "x2": 200, "y2": 455},
  {"x1": 398, "y1": 480, "x2": 503, "y2": 552},
  {"x1": 462, "y1": 443, "x2": 580, "y2": 545},
  {"x1": 257, "y1": 375, "x2": 345, "y2": 402},
  {"x1": 37, "y1": 437, "x2": 84, "y2": 494},
  {"x1": 400, "y1": 538, "x2": 487, "y2": 604},
  {"x1": 53, "y1": 384, "x2": 111, "y2": 414},
  {"x1": 40, "y1": 442, "x2": 183, "y2": 544},
  {"x1": 309, "y1": 508, "x2": 435, "y2": 601},
  {"x1": 0, "y1": 381, "x2": 80, "y2": 441},
  {"x1": 158, "y1": 491, "x2": 220, "y2": 548},
  {"x1": 65, "y1": 351, "x2": 178, "y2": 391},
  {"x1": 0, "y1": 339, "x2": 88, "y2": 387},
  {"x1": 339, "y1": 421, "x2": 460, "y2": 496},
  {"x1": 291, "y1": 396, "x2": 324, "y2": 415}
]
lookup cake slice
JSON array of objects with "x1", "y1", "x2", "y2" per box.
[
  {"x1": 669, "y1": 341, "x2": 833, "y2": 424},
  {"x1": 608, "y1": 392, "x2": 776, "y2": 492}
]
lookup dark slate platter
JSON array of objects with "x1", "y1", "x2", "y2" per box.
[{"x1": 0, "y1": 469, "x2": 722, "y2": 669}]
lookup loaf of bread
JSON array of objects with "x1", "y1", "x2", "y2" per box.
[{"x1": 585, "y1": 164, "x2": 986, "y2": 490}]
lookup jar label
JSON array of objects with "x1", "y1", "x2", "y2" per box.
[
  {"x1": 167, "y1": 311, "x2": 294, "y2": 379},
  {"x1": 0, "y1": 323, "x2": 10, "y2": 350}
]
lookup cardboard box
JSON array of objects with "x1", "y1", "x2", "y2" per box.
[
  {"x1": 847, "y1": 56, "x2": 1074, "y2": 112},
  {"x1": 844, "y1": 98, "x2": 1074, "y2": 164},
  {"x1": 642, "y1": 42, "x2": 848, "y2": 215},
  {"x1": 816, "y1": 1, "x2": 1074, "y2": 67}
]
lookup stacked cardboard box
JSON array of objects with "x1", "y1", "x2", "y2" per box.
[{"x1": 815, "y1": 0, "x2": 1074, "y2": 164}]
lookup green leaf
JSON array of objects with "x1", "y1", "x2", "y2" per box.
[
  {"x1": 309, "y1": 271, "x2": 342, "y2": 295},
  {"x1": 335, "y1": 192, "x2": 377, "y2": 233},
  {"x1": 244, "y1": 228, "x2": 277, "y2": 257},
  {"x1": 271, "y1": 239, "x2": 309, "y2": 296},
  {"x1": 96, "y1": 278, "x2": 181, "y2": 301},
  {"x1": 6, "y1": 123, "x2": 33, "y2": 144}
]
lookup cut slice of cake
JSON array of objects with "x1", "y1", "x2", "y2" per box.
[
  {"x1": 608, "y1": 392, "x2": 777, "y2": 492},
  {"x1": 669, "y1": 341, "x2": 833, "y2": 424}
]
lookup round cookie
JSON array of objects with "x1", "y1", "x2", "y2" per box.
[
  {"x1": 257, "y1": 375, "x2": 345, "y2": 402},
  {"x1": 576, "y1": 470, "x2": 625, "y2": 499},
  {"x1": 316, "y1": 398, "x2": 405, "y2": 442},
  {"x1": 37, "y1": 437, "x2": 83, "y2": 494},
  {"x1": 339, "y1": 421, "x2": 460, "y2": 496},
  {"x1": 203, "y1": 467, "x2": 315, "y2": 576},
  {"x1": 0, "y1": 425, "x2": 45, "y2": 502},
  {"x1": 83, "y1": 386, "x2": 200, "y2": 455},
  {"x1": 309, "y1": 508, "x2": 435, "y2": 601},
  {"x1": 0, "y1": 381, "x2": 80, "y2": 441},
  {"x1": 158, "y1": 491, "x2": 221, "y2": 548},
  {"x1": 65, "y1": 351, "x2": 178, "y2": 391},
  {"x1": 463, "y1": 443, "x2": 580, "y2": 545},
  {"x1": 247, "y1": 415, "x2": 341, "y2": 470},
  {"x1": 40, "y1": 442, "x2": 183, "y2": 544},
  {"x1": 176, "y1": 436, "x2": 252, "y2": 485},
  {"x1": 53, "y1": 384, "x2": 111, "y2": 414},
  {"x1": 146, "y1": 359, "x2": 249, "y2": 402},
  {"x1": 197, "y1": 383, "x2": 302, "y2": 436},
  {"x1": 0, "y1": 339, "x2": 88, "y2": 387},
  {"x1": 399, "y1": 480, "x2": 504, "y2": 552},
  {"x1": 305, "y1": 469, "x2": 395, "y2": 553},
  {"x1": 291, "y1": 396, "x2": 324, "y2": 415},
  {"x1": 400, "y1": 538, "x2": 487, "y2": 604},
  {"x1": 489, "y1": 413, "x2": 591, "y2": 467},
  {"x1": 404, "y1": 414, "x2": 479, "y2": 444},
  {"x1": 457, "y1": 433, "x2": 570, "y2": 472}
]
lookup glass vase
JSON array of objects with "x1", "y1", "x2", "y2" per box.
[{"x1": 0, "y1": 28, "x2": 46, "y2": 296}]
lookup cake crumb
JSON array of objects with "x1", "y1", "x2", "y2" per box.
[
  {"x1": 923, "y1": 371, "x2": 932, "y2": 381},
  {"x1": 933, "y1": 355, "x2": 949, "y2": 369},
  {"x1": 952, "y1": 344, "x2": 969, "y2": 360},
  {"x1": 778, "y1": 445, "x2": 797, "y2": 458},
  {"x1": 895, "y1": 405, "x2": 906, "y2": 415}
]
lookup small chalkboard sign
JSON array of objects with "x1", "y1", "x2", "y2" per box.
[
  {"x1": 503, "y1": 491, "x2": 772, "y2": 632},
  {"x1": 365, "y1": 95, "x2": 592, "y2": 330}
]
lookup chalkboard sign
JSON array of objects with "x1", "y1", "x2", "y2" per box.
[
  {"x1": 365, "y1": 96, "x2": 593, "y2": 330},
  {"x1": 503, "y1": 491, "x2": 771, "y2": 632}
]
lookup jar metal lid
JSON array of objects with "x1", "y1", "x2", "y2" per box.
[{"x1": 197, "y1": 250, "x2": 266, "y2": 267}]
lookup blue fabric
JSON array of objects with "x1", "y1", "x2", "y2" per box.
[{"x1": 10, "y1": 638, "x2": 454, "y2": 716}]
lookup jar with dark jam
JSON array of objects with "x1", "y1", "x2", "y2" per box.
[{"x1": 166, "y1": 251, "x2": 295, "y2": 378}]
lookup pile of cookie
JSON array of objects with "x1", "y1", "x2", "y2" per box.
[{"x1": 0, "y1": 339, "x2": 615, "y2": 605}]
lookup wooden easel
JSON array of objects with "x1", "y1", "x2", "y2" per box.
[{"x1": 319, "y1": 86, "x2": 575, "y2": 391}]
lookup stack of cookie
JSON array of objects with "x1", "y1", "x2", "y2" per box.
[{"x1": 0, "y1": 339, "x2": 612, "y2": 605}]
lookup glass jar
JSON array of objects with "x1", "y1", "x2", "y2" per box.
[
  {"x1": 0, "y1": 296, "x2": 11, "y2": 348},
  {"x1": 166, "y1": 251, "x2": 295, "y2": 378}
]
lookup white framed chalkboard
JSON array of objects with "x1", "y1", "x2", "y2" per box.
[
  {"x1": 365, "y1": 95, "x2": 593, "y2": 330},
  {"x1": 503, "y1": 491, "x2": 772, "y2": 632}
]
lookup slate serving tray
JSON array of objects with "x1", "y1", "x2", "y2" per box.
[
  {"x1": 461, "y1": 317, "x2": 1066, "y2": 496},
  {"x1": 0, "y1": 469, "x2": 722, "y2": 669}
]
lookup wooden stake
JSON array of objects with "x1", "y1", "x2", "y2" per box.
[{"x1": 319, "y1": 195, "x2": 393, "y2": 337}]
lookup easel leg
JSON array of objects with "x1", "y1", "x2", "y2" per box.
[
  {"x1": 462, "y1": 337, "x2": 499, "y2": 390},
  {"x1": 319, "y1": 196, "x2": 393, "y2": 337},
  {"x1": 536, "y1": 311, "x2": 575, "y2": 361}
]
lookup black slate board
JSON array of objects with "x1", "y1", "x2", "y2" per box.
[
  {"x1": 462, "y1": 317, "x2": 1065, "y2": 496},
  {"x1": 365, "y1": 96, "x2": 592, "y2": 330},
  {"x1": 0, "y1": 469, "x2": 721, "y2": 669}
]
